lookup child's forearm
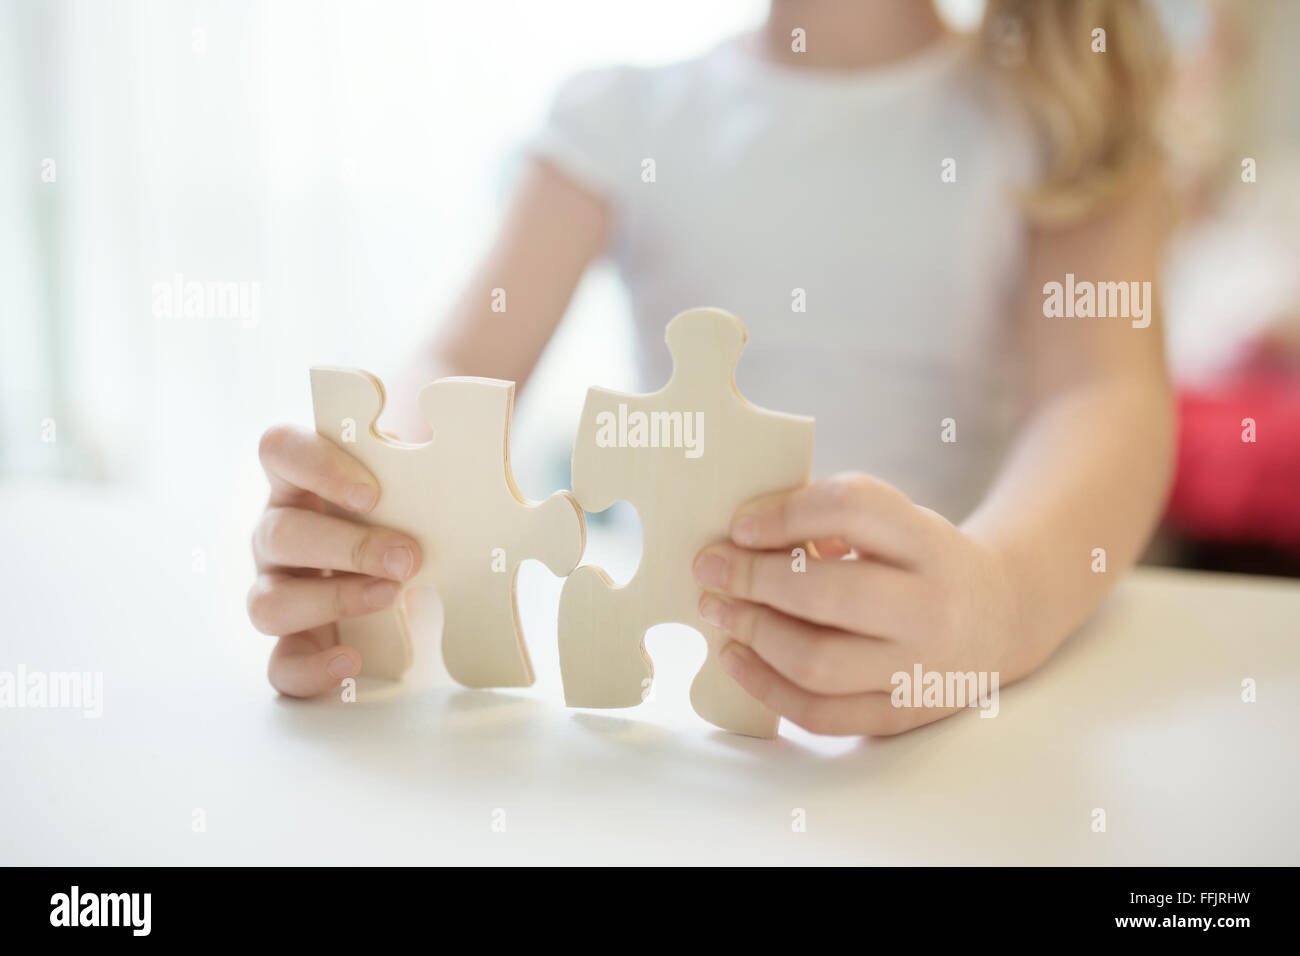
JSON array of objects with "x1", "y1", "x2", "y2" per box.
[
  {"x1": 377, "y1": 159, "x2": 608, "y2": 440},
  {"x1": 961, "y1": 378, "x2": 1175, "y2": 676}
]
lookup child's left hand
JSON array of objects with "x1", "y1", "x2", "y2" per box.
[{"x1": 693, "y1": 472, "x2": 1026, "y2": 736}]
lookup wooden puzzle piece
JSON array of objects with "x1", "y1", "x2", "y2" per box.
[
  {"x1": 558, "y1": 308, "x2": 815, "y2": 737},
  {"x1": 311, "y1": 369, "x2": 586, "y2": 686}
]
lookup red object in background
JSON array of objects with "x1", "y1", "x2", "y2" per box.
[{"x1": 1167, "y1": 344, "x2": 1300, "y2": 549}]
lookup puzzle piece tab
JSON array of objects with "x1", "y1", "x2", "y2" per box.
[
  {"x1": 311, "y1": 370, "x2": 585, "y2": 686},
  {"x1": 558, "y1": 308, "x2": 815, "y2": 737}
]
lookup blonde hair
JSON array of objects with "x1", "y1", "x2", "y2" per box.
[{"x1": 980, "y1": 0, "x2": 1170, "y2": 223}]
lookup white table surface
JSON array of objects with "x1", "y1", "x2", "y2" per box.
[{"x1": 2, "y1": 481, "x2": 1298, "y2": 865}]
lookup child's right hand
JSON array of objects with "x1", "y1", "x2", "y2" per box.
[{"x1": 248, "y1": 425, "x2": 423, "y2": 696}]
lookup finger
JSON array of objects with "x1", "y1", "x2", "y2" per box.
[
  {"x1": 247, "y1": 571, "x2": 401, "y2": 636},
  {"x1": 810, "y1": 537, "x2": 853, "y2": 560},
  {"x1": 718, "y1": 643, "x2": 953, "y2": 736},
  {"x1": 694, "y1": 542, "x2": 918, "y2": 637},
  {"x1": 254, "y1": 506, "x2": 421, "y2": 579},
  {"x1": 259, "y1": 424, "x2": 380, "y2": 513},
  {"x1": 268, "y1": 632, "x2": 361, "y2": 697},
  {"x1": 730, "y1": 472, "x2": 944, "y2": 567},
  {"x1": 699, "y1": 594, "x2": 898, "y2": 694}
]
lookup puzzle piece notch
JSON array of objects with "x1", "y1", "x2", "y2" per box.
[
  {"x1": 558, "y1": 307, "x2": 815, "y2": 738},
  {"x1": 310, "y1": 367, "x2": 586, "y2": 687}
]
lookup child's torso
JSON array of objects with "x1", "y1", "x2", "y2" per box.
[{"x1": 556, "y1": 38, "x2": 1039, "y2": 519}]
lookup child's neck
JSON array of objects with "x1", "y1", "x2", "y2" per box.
[{"x1": 761, "y1": 0, "x2": 946, "y2": 70}]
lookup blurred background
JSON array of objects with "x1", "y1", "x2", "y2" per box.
[{"x1": 1, "y1": 0, "x2": 1298, "y2": 583}]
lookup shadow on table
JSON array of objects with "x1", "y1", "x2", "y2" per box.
[
  {"x1": 264, "y1": 677, "x2": 959, "y2": 804},
  {"x1": 267, "y1": 569, "x2": 1287, "y2": 809}
]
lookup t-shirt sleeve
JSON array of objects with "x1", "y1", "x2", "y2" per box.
[{"x1": 524, "y1": 66, "x2": 639, "y2": 205}]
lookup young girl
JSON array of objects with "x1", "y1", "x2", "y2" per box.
[{"x1": 248, "y1": 0, "x2": 1174, "y2": 735}]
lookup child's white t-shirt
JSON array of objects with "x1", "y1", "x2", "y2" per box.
[{"x1": 528, "y1": 36, "x2": 1040, "y2": 521}]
